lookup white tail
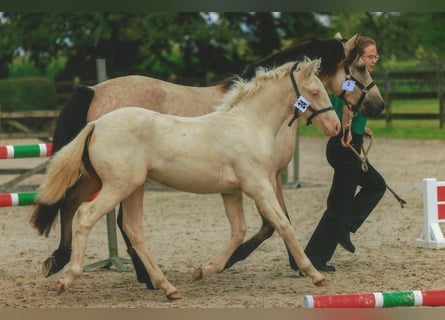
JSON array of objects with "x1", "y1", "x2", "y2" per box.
[{"x1": 36, "y1": 123, "x2": 96, "y2": 205}]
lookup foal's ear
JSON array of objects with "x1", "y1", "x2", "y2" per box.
[{"x1": 305, "y1": 59, "x2": 321, "y2": 78}]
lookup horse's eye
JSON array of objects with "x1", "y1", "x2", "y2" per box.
[{"x1": 356, "y1": 64, "x2": 366, "y2": 72}]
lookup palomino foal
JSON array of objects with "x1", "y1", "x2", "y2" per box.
[{"x1": 33, "y1": 59, "x2": 339, "y2": 299}]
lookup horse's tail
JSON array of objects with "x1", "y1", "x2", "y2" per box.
[
  {"x1": 52, "y1": 85, "x2": 94, "y2": 153},
  {"x1": 30, "y1": 86, "x2": 95, "y2": 237},
  {"x1": 31, "y1": 123, "x2": 96, "y2": 236}
]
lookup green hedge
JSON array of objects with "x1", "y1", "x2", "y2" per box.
[{"x1": 0, "y1": 77, "x2": 57, "y2": 112}]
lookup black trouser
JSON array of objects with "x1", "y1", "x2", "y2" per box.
[{"x1": 304, "y1": 133, "x2": 386, "y2": 267}]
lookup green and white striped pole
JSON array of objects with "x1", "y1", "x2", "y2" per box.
[
  {"x1": 0, "y1": 143, "x2": 53, "y2": 159},
  {"x1": 0, "y1": 192, "x2": 36, "y2": 207}
]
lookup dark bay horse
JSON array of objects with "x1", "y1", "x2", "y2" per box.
[
  {"x1": 32, "y1": 34, "x2": 385, "y2": 288},
  {"x1": 33, "y1": 59, "x2": 339, "y2": 298}
]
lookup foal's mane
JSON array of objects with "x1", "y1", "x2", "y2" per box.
[{"x1": 216, "y1": 59, "x2": 315, "y2": 113}]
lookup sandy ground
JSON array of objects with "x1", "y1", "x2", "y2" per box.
[{"x1": 0, "y1": 136, "x2": 445, "y2": 308}]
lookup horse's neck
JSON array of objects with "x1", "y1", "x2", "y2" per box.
[
  {"x1": 228, "y1": 79, "x2": 295, "y2": 132},
  {"x1": 321, "y1": 73, "x2": 343, "y2": 96}
]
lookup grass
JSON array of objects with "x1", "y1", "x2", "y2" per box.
[{"x1": 299, "y1": 99, "x2": 445, "y2": 140}]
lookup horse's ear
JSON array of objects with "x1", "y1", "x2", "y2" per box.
[
  {"x1": 343, "y1": 33, "x2": 360, "y2": 53},
  {"x1": 304, "y1": 59, "x2": 320, "y2": 78},
  {"x1": 334, "y1": 32, "x2": 343, "y2": 40},
  {"x1": 312, "y1": 58, "x2": 321, "y2": 73}
]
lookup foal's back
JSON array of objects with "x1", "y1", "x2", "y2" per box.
[{"x1": 89, "y1": 107, "x2": 243, "y2": 194}]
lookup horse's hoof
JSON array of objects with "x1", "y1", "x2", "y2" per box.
[
  {"x1": 314, "y1": 278, "x2": 328, "y2": 287},
  {"x1": 55, "y1": 280, "x2": 66, "y2": 295},
  {"x1": 166, "y1": 291, "x2": 183, "y2": 300},
  {"x1": 42, "y1": 257, "x2": 58, "y2": 277},
  {"x1": 191, "y1": 267, "x2": 203, "y2": 282}
]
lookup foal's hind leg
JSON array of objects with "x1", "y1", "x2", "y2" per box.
[
  {"x1": 121, "y1": 186, "x2": 181, "y2": 299},
  {"x1": 193, "y1": 192, "x2": 247, "y2": 280},
  {"x1": 56, "y1": 190, "x2": 118, "y2": 293},
  {"x1": 223, "y1": 174, "x2": 298, "y2": 271},
  {"x1": 43, "y1": 175, "x2": 101, "y2": 277}
]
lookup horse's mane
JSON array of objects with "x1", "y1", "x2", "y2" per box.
[
  {"x1": 241, "y1": 38, "x2": 344, "y2": 81},
  {"x1": 216, "y1": 38, "x2": 345, "y2": 92},
  {"x1": 216, "y1": 37, "x2": 360, "y2": 96},
  {"x1": 216, "y1": 59, "x2": 316, "y2": 113}
]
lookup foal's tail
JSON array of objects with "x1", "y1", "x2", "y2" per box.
[{"x1": 30, "y1": 123, "x2": 96, "y2": 236}]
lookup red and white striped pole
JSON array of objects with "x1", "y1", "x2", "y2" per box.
[{"x1": 304, "y1": 289, "x2": 445, "y2": 308}]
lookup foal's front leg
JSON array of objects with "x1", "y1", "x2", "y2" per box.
[
  {"x1": 193, "y1": 191, "x2": 247, "y2": 280},
  {"x1": 223, "y1": 174, "x2": 298, "y2": 271},
  {"x1": 247, "y1": 180, "x2": 326, "y2": 286}
]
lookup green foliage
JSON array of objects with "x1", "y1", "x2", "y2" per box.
[
  {"x1": 0, "y1": 77, "x2": 57, "y2": 111},
  {"x1": 8, "y1": 55, "x2": 67, "y2": 79},
  {"x1": 7, "y1": 56, "x2": 40, "y2": 77},
  {"x1": 45, "y1": 56, "x2": 67, "y2": 79}
]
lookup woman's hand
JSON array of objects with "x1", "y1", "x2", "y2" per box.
[
  {"x1": 341, "y1": 105, "x2": 352, "y2": 147},
  {"x1": 364, "y1": 126, "x2": 373, "y2": 137}
]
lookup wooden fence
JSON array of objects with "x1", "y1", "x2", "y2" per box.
[{"x1": 374, "y1": 69, "x2": 445, "y2": 128}]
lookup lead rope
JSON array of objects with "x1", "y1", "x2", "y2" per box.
[{"x1": 347, "y1": 134, "x2": 407, "y2": 208}]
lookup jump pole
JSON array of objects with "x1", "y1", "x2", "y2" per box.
[
  {"x1": 416, "y1": 178, "x2": 445, "y2": 249},
  {"x1": 303, "y1": 289, "x2": 445, "y2": 308},
  {"x1": 0, "y1": 143, "x2": 53, "y2": 159},
  {"x1": 0, "y1": 192, "x2": 37, "y2": 207}
]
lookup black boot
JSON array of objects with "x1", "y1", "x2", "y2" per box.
[{"x1": 339, "y1": 232, "x2": 355, "y2": 253}]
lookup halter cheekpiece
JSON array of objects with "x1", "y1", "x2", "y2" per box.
[
  {"x1": 339, "y1": 65, "x2": 376, "y2": 112},
  {"x1": 288, "y1": 62, "x2": 334, "y2": 127}
]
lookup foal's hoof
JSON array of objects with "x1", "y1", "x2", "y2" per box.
[
  {"x1": 314, "y1": 278, "x2": 328, "y2": 287},
  {"x1": 55, "y1": 280, "x2": 67, "y2": 295},
  {"x1": 166, "y1": 291, "x2": 183, "y2": 300},
  {"x1": 42, "y1": 256, "x2": 58, "y2": 277},
  {"x1": 191, "y1": 267, "x2": 203, "y2": 282}
]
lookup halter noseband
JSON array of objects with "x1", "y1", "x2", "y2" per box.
[
  {"x1": 288, "y1": 62, "x2": 334, "y2": 127},
  {"x1": 339, "y1": 65, "x2": 376, "y2": 112}
]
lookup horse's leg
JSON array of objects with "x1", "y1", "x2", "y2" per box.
[
  {"x1": 56, "y1": 189, "x2": 119, "y2": 294},
  {"x1": 193, "y1": 191, "x2": 247, "y2": 280},
  {"x1": 223, "y1": 173, "x2": 298, "y2": 271},
  {"x1": 116, "y1": 204, "x2": 155, "y2": 289},
  {"x1": 121, "y1": 186, "x2": 181, "y2": 299},
  {"x1": 41, "y1": 204, "x2": 74, "y2": 277},
  {"x1": 223, "y1": 213, "x2": 273, "y2": 270},
  {"x1": 245, "y1": 179, "x2": 326, "y2": 286},
  {"x1": 42, "y1": 175, "x2": 101, "y2": 277},
  {"x1": 274, "y1": 175, "x2": 298, "y2": 271}
]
